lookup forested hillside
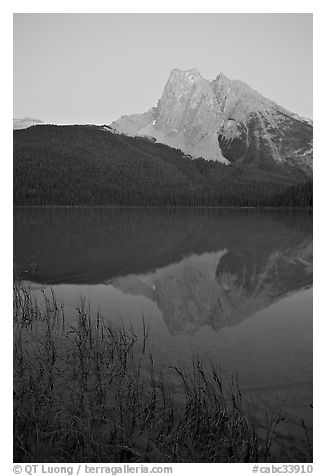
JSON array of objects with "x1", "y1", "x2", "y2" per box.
[{"x1": 13, "y1": 125, "x2": 312, "y2": 207}]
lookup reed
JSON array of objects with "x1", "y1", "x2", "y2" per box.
[{"x1": 13, "y1": 282, "x2": 285, "y2": 463}]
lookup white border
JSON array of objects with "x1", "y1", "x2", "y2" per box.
[{"x1": 2, "y1": 2, "x2": 325, "y2": 474}]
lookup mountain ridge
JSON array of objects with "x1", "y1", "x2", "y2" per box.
[{"x1": 110, "y1": 68, "x2": 313, "y2": 173}]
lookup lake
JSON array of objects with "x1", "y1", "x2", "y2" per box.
[{"x1": 13, "y1": 207, "x2": 313, "y2": 461}]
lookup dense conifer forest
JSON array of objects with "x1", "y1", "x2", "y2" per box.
[{"x1": 13, "y1": 125, "x2": 312, "y2": 207}]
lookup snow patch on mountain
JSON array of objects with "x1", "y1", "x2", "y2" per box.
[{"x1": 13, "y1": 117, "x2": 44, "y2": 130}]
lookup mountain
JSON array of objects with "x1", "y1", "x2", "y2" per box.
[
  {"x1": 13, "y1": 117, "x2": 44, "y2": 130},
  {"x1": 111, "y1": 69, "x2": 313, "y2": 173},
  {"x1": 13, "y1": 125, "x2": 312, "y2": 207}
]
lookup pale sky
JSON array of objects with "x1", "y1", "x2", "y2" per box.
[{"x1": 13, "y1": 13, "x2": 313, "y2": 124}]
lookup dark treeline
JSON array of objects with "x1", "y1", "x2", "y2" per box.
[
  {"x1": 267, "y1": 180, "x2": 313, "y2": 207},
  {"x1": 14, "y1": 206, "x2": 312, "y2": 285},
  {"x1": 14, "y1": 125, "x2": 312, "y2": 207}
]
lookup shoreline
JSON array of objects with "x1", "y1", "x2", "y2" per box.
[{"x1": 13, "y1": 205, "x2": 313, "y2": 210}]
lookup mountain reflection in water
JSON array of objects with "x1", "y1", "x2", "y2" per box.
[
  {"x1": 14, "y1": 208, "x2": 312, "y2": 336},
  {"x1": 111, "y1": 233, "x2": 312, "y2": 335}
]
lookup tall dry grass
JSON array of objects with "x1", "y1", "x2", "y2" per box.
[{"x1": 14, "y1": 282, "x2": 285, "y2": 463}]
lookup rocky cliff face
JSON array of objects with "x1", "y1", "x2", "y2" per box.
[{"x1": 111, "y1": 69, "x2": 313, "y2": 173}]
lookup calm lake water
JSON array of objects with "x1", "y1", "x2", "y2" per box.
[{"x1": 14, "y1": 207, "x2": 313, "y2": 461}]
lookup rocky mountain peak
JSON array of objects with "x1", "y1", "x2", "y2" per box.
[
  {"x1": 168, "y1": 67, "x2": 203, "y2": 82},
  {"x1": 156, "y1": 68, "x2": 218, "y2": 132},
  {"x1": 214, "y1": 72, "x2": 231, "y2": 85},
  {"x1": 110, "y1": 67, "x2": 313, "y2": 172},
  {"x1": 160, "y1": 68, "x2": 211, "y2": 108}
]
